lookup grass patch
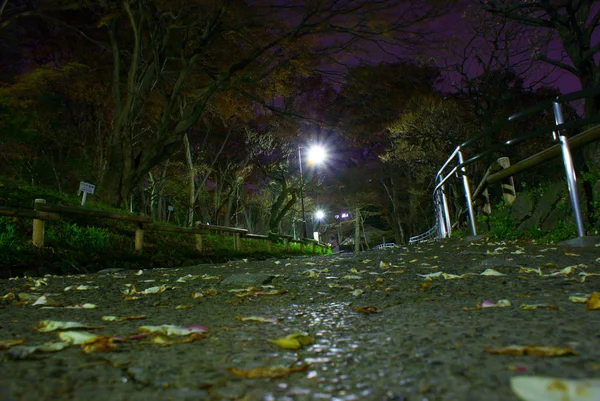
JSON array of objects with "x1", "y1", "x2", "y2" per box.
[{"x1": 0, "y1": 181, "x2": 330, "y2": 277}]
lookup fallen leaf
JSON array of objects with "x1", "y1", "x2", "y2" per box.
[
  {"x1": 354, "y1": 305, "x2": 380, "y2": 314},
  {"x1": 443, "y1": 272, "x2": 469, "y2": 280},
  {"x1": 7, "y1": 342, "x2": 70, "y2": 359},
  {"x1": 586, "y1": 292, "x2": 600, "y2": 311},
  {"x1": 486, "y1": 345, "x2": 577, "y2": 357},
  {"x1": 140, "y1": 285, "x2": 168, "y2": 294},
  {"x1": 420, "y1": 282, "x2": 431, "y2": 291},
  {"x1": 302, "y1": 270, "x2": 320, "y2": 278},
  {"x1": 64, "y1": 303, "x2": 97, "y2": 309},
  {"x1": 35, "y1": 320, "x2": 100, "y2": 332},
  {"x1": 481, "y1": 299, "x2": 512, "y2": 308},
  {"x1": 228, "y1": 364, "x2": 309, "y2": 379},
  {"x1": 548, "y1": 266, "x2": 577, "y2": 277},
  {"x1": 58, "y1": 331, "x2": 103, "y2": 345},
  {"x1": 267, "y1": 333, "x2": 314, "y2": 350},
  {"x1": 144, "y1": 333, "x2": 203, "y2": 346},
  {"x1": 101, "y1": 315, "x2": 146, "y2": 322},
  {"x1": 0, "y1": 338, "x2": 25, "y2": 350},
  {"x1": 510, "y1": 376, "x2": 600, "y2": 401},
  {"x1": 481, "y1": 269, "x2": 506, "y2": 276},
  {"x1": 519, "y1": 304, "x2": 559, "y2": 310},
  {"x1": 31, "y1": 296, "x2": 62, "y2": 307},
  {"x1": 569, "y1": 295, "x2": 589, "y2": 304},
  {"x1": 235, "y1": 316, "x2": 280, "y2": 324},
  {"x1": 519, "y1": 267, "x2": 542, "y2": 275},
  {"x1": 138, "y1": 325, "x2": 208, "y2": 336},
  {"x1": 201, "y1": 275, "x2": 221, "y2": 280},
  {"x1": 418, "y1": 272, "x2": 443, "y2": 279},
  {"x1": 1, "y1": 292, "x2": 15, "y2": 301},
  {"x1": 176, "y1": 274, "x2": 200, "y2": 283},
  {"x1": 81, "y1": 336, "x2": 116, "y2": 353},
  {"x1": 341, "y1": 275, "x2": 362, "y2": 280},
  {"x1": 507, "y1": 365, "x2": 528, "y2": 372}
]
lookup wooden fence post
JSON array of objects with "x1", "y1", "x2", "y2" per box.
[
  {"x1": 312, "y1": 242, "x2": 316, "y2": 254},
  {"x1": 135, "y1": 224, "x2": 144, "y2": 252},
  {"x1": 266, "y1": 239, "x2": 271, "y2": 252},
  {"x1": 194, "y1": 222, "x2": 203, "y2": 252},
  {"x1": 497, "y1": 157, "x2": 516, "y2": 205},
  {"x1": 32, "y1": 199, "x2": 46, "y2": 247},
  {"x1": 285, "y1": 238, "x2": 290, "y2": 252},
  {"x1": 234, "y1": 233, "x2": 241, "y2": 251},
  {"x1": 300, "y1": 242, "x2": 304, "y2": 253}
]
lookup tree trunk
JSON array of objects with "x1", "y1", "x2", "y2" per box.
[
  {"x1": 354, "y1": 208, "x2": 361, "y2": 255},
  {"x1": 268, "y1": 181, "x2": 297, "y2": 233},
  {"x1": 183, "y1": 134, "x2": 195, "y2": 227}
]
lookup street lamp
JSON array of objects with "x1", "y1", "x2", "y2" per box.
[
  {"x1": 314, "y1": 209, "x2": 326, "y2": 241},
  {"x1": 298, "y1": 144, "x2": 327, "y2": 239}
]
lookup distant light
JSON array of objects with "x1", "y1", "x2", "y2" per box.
[
  {"x1": 307, "y1": 145, "x2": 326, "y2": 165},
  {"x1": 334, "y1": 214, "x2": 340, "y2": 219},
  {"x1": 315, "y1": 210, "x2": 325, "y2": 220},
  {"x1": 341, "y1": 212, "x2": 349, "y2": 219}
]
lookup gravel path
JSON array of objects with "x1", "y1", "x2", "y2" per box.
[{"x1": 1, "y1": 238, "x2": 599, "y2": 401}]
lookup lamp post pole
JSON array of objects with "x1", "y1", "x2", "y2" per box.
[{"x1": 298, "y1": 146, "x2": 308, "y2": 239}]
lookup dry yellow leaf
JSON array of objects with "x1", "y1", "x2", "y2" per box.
[
  {"x1": 519, "y1": 304, "x2": 559, "y2": 310},
  {"x1": 101, "y1": 315, "x2": 146, "y2": 322},
  {"x1": 227, "y1": 364, "x2": 309, "y2": 379},
  {"x1": 486, "y1": 345, "x2": 577, "y2": 357},
  {"x1": 235, "y1": 316, "x2": 279, "y2": 324},
  {"x1": 569, "y1": 295, "x2": 589, "y2": 304},
  {"x1": 81, "y1": 336, "x2": 116, "y2": 353},
  {"x1": 585, "y1": 292, "x2": 600, "y2": 311},
  {"x1": 0, "y1": 338, "x2": 25, "y2": 350},
  {"x1": 35, "y1": 320, "x2": 99, "y2": 332},
  {"x1": 267, "y1": 333, "x2": 314, "y2": 350},
  {"x1": 144, "y1": 333, "x2": 203, "y2": 347}
]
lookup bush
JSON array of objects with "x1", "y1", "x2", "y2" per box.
[{"x1": 47, "y1": 222, "x2": 111, "y2": 252}]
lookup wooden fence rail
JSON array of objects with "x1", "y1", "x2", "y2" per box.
[{"x1": 0, "y1": 199, "x2": 330, "y2": 255}]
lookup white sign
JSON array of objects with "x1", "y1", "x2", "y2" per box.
[
  {"x1": 78, "y1": 181, "x2": 96, "y2": 206},
  {"x1": 78, "y1": 181, "x2": 96, "y2": 195},
  {"x1": 168, "y1": 206, "x2": 175, "y2": 212}
]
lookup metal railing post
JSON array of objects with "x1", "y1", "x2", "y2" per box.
[
  {"x1": 552, "y1": 101, "x2": 585, "y2": 237},
  {"x1": 457, "y1": 151, "x2": 477, "y2": 236},
  {"x1": 435, "y1": 190, "x2": 447, "y2": 238},
  {"x1": 441, "y1": 183, "x2": 452, "y2": 238}
]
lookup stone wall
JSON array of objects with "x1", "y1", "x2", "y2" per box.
[{"x1": 478, "y1": 180, "x2": 600, "y2": 234}]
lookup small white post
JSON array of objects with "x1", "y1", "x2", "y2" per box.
[{"x1": 32, "y1": 199, "x2": 46, "y2": 247}]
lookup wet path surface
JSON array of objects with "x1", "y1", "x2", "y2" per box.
[{"x1": 1, "y1": 238, "x2": 599, "y2": 400}]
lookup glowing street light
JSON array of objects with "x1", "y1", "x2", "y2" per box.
[
  {"x1": 315, "y1": 210, "x2": 325, "y2": 221},
  {"x1": 298, "y1": 144, "x2": 327, "y2": 239},
  {"x1": 307, "y1": 145, "x2": 326, "y2": 165}
]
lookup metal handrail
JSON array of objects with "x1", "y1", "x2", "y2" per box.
[
  {"x1": 408, "y1": 224, "x2": 439, "y2": 245},
  {"x1": 429, "y1": 86, "x2": 600, "y2": 241}
]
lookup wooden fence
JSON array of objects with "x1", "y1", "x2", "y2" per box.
[{"x1": 0, "y1": 199, "x2": 330, "y2": 255}]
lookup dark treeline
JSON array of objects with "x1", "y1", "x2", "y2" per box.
[{"x1": 1, "y1": 1, "x2": 599, "y2": 245}]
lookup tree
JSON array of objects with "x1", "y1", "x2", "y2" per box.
[
  {"x1": 0, "y1": 62, "x2": 107, "y2": 189},
  {"x1": 382, "y1": 92, "x2": 474, "y2": 235},
  {"x1": 480, "y1": 0, "x2": 600, "y2": 166},
  {"x1": 331, "y1": 62, "x2": 444, "y2": 241},
  {"x1": 12, "y1": 0, "x2": 446, "y2": 207}
]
